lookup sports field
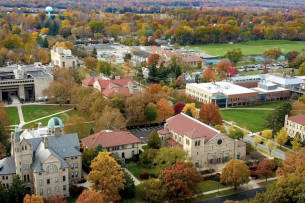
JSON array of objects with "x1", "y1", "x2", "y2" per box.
[{"x1": 186, "y1": 40, "x2": 305, "y2": 56}]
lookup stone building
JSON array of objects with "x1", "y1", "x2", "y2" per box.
[
  {"x1": 51, "y1": 45, "x2": 80, "y2": 69},
  {"x1": 158, "y1": 113, "x2": 246, "y2": 170},
  {"x1": 0, "y1": 117, "x2": 82, "y2": 198},
  {"x1": 284, "y1": 114, "x2": 305, "y2": 141},
  {"x1": 81, "y1": 130, "x2": 141, "y2": 159}
]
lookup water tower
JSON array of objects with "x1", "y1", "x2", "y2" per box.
[{"x1": 45, "y1": 6, "x2": 53, "y2": 19}]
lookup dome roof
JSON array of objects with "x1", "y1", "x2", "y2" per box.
[{"x1": 47, "y1": 117, "x2": 64, "y2": 129}]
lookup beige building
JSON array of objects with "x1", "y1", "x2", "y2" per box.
[
  {"x1": 284, "y1": 114, "x2": 305, "y2": 141},
  {"x1": 158, "y1": 113, "x2": 246, "y2": 170},
  {"x1": 0, "y1": 117, "x2": 82, "y2": 198},
  {"x1": 81, "y1": 130, "x2": 141, "y2": 159},
  {"x1": 51, "y1": 45, "x2": 79, "y2": 69}
]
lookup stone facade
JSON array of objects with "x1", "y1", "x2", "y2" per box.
[
  {"x1": 51, "y1": 45, "x2": 79, "y2": 69},
  {"x1": 284, "y1": 114, "x2": 305, "y2": 141}
]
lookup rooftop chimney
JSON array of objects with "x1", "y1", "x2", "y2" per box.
[
  {"x1": 44, "y1": 135, "x2": 49, "y2": 149},
  {"x1": 38, "y1": 122, "x2": 42, "y2": 128}
]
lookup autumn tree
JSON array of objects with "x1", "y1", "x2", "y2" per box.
[
  {"x1": 84, "y1": 57, "x2": 98, "y2": 71},
  {"x1": 221, "y1": 159, "x2": 250, "y2": 190},
  {"x1": 199, "y1": 102, "x2": 223, "y2": 126},
  {"x1": 159, "y1": 162, "x2": 202, "y2": 202},
  {"x1": 262, "y1": 130, "x2": 272, "y2": 139},
  {"x1": 110, "y1": 97, "x2": 125, "y2": 111},
  {"x1": 55, "y1": 41, "x2": 75, "y2": 52},
  {"x1": 277, "y1": 147, "x2": 305, "y2": 177},
  {"x1": 174, "y1": 102, "x2": 185, "y2": 115},
  {"x1": 275, "y1": 128, "x2": 288, "y2": 148},
  {"x1": 97, "y1": 61, "x2": 113, "y2": 76},
  {"x1": 292, "y1": 135, "x2": 302, "y2": 151},
  {"x1": 176, "y1": 75, "x2": 185, "y2": 87},
  {"x1": 266, "y1": 139, "x2": 277, "y2": 154},
  {"x1": 108, "y1": 24, "x2": 121, "y2": 39},
  {"x1": 173, "y1": 26, "x2": 194, "y2": 45},
  {"x1": 298, "y1": 62, "x2": 305, "y2": 76},
  {"x1": 97, "y1": 105, "x2": 126, "y2": 131},
  {"x1": 224, "y1": 48, "x2": 243, "y2": 64},
  {"x1": 291, "y1": 101, "x2": 305, "y2": 115},
  {"x1": 23, "y1": 194, "x2": 44, "y2": 203},
  {"x1": 253, "y1": 136, "x2": 263, "y2": 148},
  {"x1": 256, "y1": 159, "x2": 275, "y2": 184},
  {"x1": 63, "y1": 115, "x2": 89, "y2": 139},
  {"x1": 45, "y1": 196, "x2": 68, "y2": 203},
  {"x1": 3, "y1": 34, "x2": 24, "y2": 49},
  {"x1": 228, "y1": 129, "x2": 244, "y2": 140},
  {"x1": 156, "y1": 98, "x2": 174, "y2": 120},
  {"x1": 214, "y1": 125, "x2": 227, "y2": 133},
  {"x1": 203, "y1": 68, "x2": 216, "y2": 82},
  {"x1": 43, "y1": 81, "x2": 69, "y2": 106},
  {"x1": 182, "y1": 103, "x2": 199, "y2": 118},
  {"x1": 77, "y1": 190, "x2": 104, "y2": 203},
  {"x1": 147, "y1": 130, "x2": 161, "y2": 149},
  {"x1": 146, "y1": 84, "x2": 162, "y2": 94},
  {"x1": 88, "y1": 152, "x2": 125, "y2": 202},
  {"x1": 125, "y1": 93, "x2": 145, "y2": 121},
  {"x1": 216, "y1": 59, "x2": 231, "y2": 74},
  {"x1": 87, "y1": 21, "x2": 104, "y2": 33},
  {"x1": 145, "y1": 103, "x2": 158, "y2": 124},
  {"x1": 148, "y1": 54, "x2": 160, "y2": 67},
  {"x1": 137, "y1": 179, "x2": 166, "y2": 203},
  {"x1": 154, "y1": 147, "x2": 189, "y2": 173},
  {"x1": 37, "y1": 48, "x2": 50, "y2": 64}
]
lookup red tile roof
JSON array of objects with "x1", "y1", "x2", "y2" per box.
[
  {"x1": 288, "y1": 115, "x2": 305, "y2": 126},
  {"x1": 166, "y1": 138, "x2": 183, "y2": 149},
  {"x1": 166, "y1": 113, "x2": 219, "y2": 141},
  {"x1": 164, "y1": 52, "x2": 183, "y2": 57},
  {"x1": 182, "y1": 56, "x2": 204, "y2": 63},
  {"x1": 158, "y1": 129, "x2": 170, "y2": 135},
  {"x1": 81, "y1": 76, "x2": 98, "y2": 86},
  {"x1": 237, "y1": 140, "x2": 245, "y2": 147},
  {"x1": 81, "y1": 130, "x2": 141, "y2": 148}
]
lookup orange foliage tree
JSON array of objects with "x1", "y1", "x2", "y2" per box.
[
  {"x1": 147, "y1": 54, "x2": 160, "y2": 66},
  {"x1": 203, "y1": 68, "x2": 216, "y2": 82},
  {"x1": 23, "y1": 194, "x2": 44, "y2": 203},
  {"x1": 147, "y1": 83, "x2": 162, "y2": 94},
  {"x1": 199, "y1": 102, "x2": 223, "y2": 126},
  {"x1": 216, "y1": 59, "x2": 231, "y2": 74},
  {"x1": 256, "y1": 159, "x2": 275, "y2": 183},
  {"x1": 159, "y1": 162, "x2": 202, "y2": 202},
  {"x1": 77, "y1": 190, "x2": 104, "y2": 203},
  {"x1": 156, "y1": 98, "x2": 174, "y2": 120},
  {"x1": 45, "y1": 196, "x2": 68, "y2": 203},
  {"x1": 291, "y1": 101, "x2": 305, "y2": 116}
]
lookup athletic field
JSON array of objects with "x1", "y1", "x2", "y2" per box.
[{"x1": 186, "y1": 40, "x2": 305, "y2": 56}]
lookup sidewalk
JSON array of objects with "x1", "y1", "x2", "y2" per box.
[{"x1": 124, "y1": 168, "x2": 140, "y2": 186}]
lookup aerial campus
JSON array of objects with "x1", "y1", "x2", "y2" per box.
[{"x1": 1, "y1": 1, "x2": 305, "y2": 203}]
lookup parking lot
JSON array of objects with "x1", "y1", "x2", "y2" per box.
[{"x1": 129, "y1": 125, "x2": 164, "y2": 144}]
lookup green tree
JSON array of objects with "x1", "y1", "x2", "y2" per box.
[
  {"x1": 119, "y1": 170, "x2": 135, "y2": 199},
  {"x1": 154, "y1": 147, "x2": 189, "y2": 174},
  {"x1": 221, "y1": 159, "x2": 250, "y2": 190},
  {"x1": 228, "y1": 129, "x2": 244, "y2": 140},
  {"x1": 42, "y1": 37, "x2": 49, "y2": 48},
  {"x1": 137, "y1": 179, "x2": 166, "y2": 203},
  {"x1": 214, "y1": 125, "x2": 227, "y2": 133},
  {"x1": 137, "y1": 149, "x2": 158, "y2": 168},
  {"x1": 87, "y1": 21, "x2": 104, "y2": 33},
  {"x1": 224, "y1": 48, "x2": 243, "y2": 64},
  {"x1": 97, "y1": 61, "x2": 113, "y2": 76},
  {"x1": 111, "y1": 97, "x2": 125, "y2": 111},
  {"x1": 0, "y1": 183, "x2": 9, "y2": 203},
  {"x1": 0, "y1": 103, "x2": 12, "y2": 145},
  {"x1": 298, "y1": 62, "x2": 305, "y2": 76},
  {"x1": 92, "y1": 47, "x2": 97, "y2": 58},
  {"x1": 173, "y1": 26, "x2": 194, "y2": 45},
  {"x1": 108, "y1": 25, "x2": 121, "y2": 39},
  {"x1": 147, "y1": 130, "x2": 161, "y2": 149},
  {"x1": 9, "y1": 175, "x2": 31, "y2": 203},
  {"x1": 145, "y1": 103, "x2": 158, "y2": 124},
  {"x1": 3, "y1": 34, "x2": 24, "y2": 49}
]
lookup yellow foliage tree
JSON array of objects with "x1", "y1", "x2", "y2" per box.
[
  {"x1": 88, "y1": 152, "x2": 125, "y2": 202},
  {"x1": 292, "y1": 135, "x2": 302, "y2": 151},
  {"x1": 253, "y1": 136, "x2": 262, "y2": 148},
  {"x1": 55, "y1": 41, "x2": 75, "y2": 51},
  {"x1": 275, "y1": 128, "x2": 288, "y2": 148},
  {"x1": 262, "y1": 130, "x2": 272, "y2": 139},
  {"x1": 23, "y1": 194, "x2": 44, "y2": 203},
  {"x1": 40, "y1": 28, "x2": 49, "y2": 34},
  {"x1": 228, "y1": 122, "x2": 235, "y2": 133},
  {"x1": 214, "y1": 125, "x2": 227, "y2": 133},
  {"x1": 266, "y1": 139, "x2": 277, "y2": 154},
  {"x1": 220, "y1": 159, "x2": 250, "y2": 190},
  {"x1": 182, "y1": 103, "x2": 199, "y2": 118}
]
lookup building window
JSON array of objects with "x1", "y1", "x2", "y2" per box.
[
  {"x1": 24, "y1": 175, "x2": 26, "y2": 182},
  {"x1": 55, "y1": 186, "x2": 59, "y2": 192},
  {"x1": 209, "y1": 159, "x2": 213, "y2": 164},
  {"x1": 47, "y1": 179, "x2": 50, "y2": 184},
  {"x1": 25, "y1": 146, "x2": 27, "y2": 150},
  {"x1": 39, "y1": 179, "x2": 42, "y2": 186},
  {"x1": 27, "y1": 174, "x2": 30, "y2": 182},
  {"x1": 63, "y1": 176, "x2": 66, "y2": 181},
  {"x1": 225, "y1": 157, "x2": 228, "y2": 162},
  {"x1": 1, "y1": 176, "x2": 4, "y2": 180},
  {"x1": 74, "y1": 163, "x2": 78, "y2": 168},
  {"x1": 63, "y1": 185, "x2": 66, "y2": 191},
  {"x1": 71, "y1": 164, "x2": 74, "y2": 169},
  {"x1": 55, "y1": 177, "x2": 58, "y2": 183},
  {"x1": 40, "y1": 189, "x2": 43, "y2": 195},
  {"x1": 237, "y1": 154, "x2": 240, "y2": 159},
  {"x1": 195, "y1": 162, "x2": 199, "y2": 167},
  {"x1": 71, "y1": 172, "x2": 74, "y2": 178},
  {"x1": 5, "y1": 176, "x2": 8, "y2": 180},
  {"x1": 195, "y1": 141, "x2": 197, "y2": 146},
  {"x1": 47, "y1": 188, "x2": 51, "y2": 194},
  {"x1": 217, "y1": 158, "x2": 221, "y2": 164},
  {"x1": 198, "y1": 140, "x2": 201, "y2": 146},
  {"x1": 75, "y1": 172, "x2": 78, "y2": 177},
  {"x1": 132, "y1": 144, "x2": 134, "y2": 148},
  {"x1": 132, "y1": 151, "x2": 134, "y2": 156}
]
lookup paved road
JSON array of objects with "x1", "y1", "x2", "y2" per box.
[
  {"x1": 197, "y1": 187, "x2": 266, "y2": 203},
  {"x1": 244, "y1": 136, "x2": 286, "y2": 159}
]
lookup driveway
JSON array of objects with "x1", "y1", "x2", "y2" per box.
[{"x1": 129, "y1": 125, "x2": 164, "y2": 144}]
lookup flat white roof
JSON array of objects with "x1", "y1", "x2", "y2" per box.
[
  {"x1": 252, "y1": 86, "x2": 288, "y2": 93},
  {"x1": 187, "y1": 82, "x2": 257, "y2": 95}
]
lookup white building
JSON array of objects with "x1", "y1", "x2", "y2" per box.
[
  {"x1": 158, "y1": 113, "x2": 246, "y2": 170},
  {"x1": 51, "y1": 45, "x2": 80, "y2": 69},
  {"x1": 0, "y1": 117, "x2": 82, "y2": 198},
  {"x1": 284, "y1": 114, "x2": 305, "y2": 141}
]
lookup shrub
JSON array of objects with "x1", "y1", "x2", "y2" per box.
[
  {"x1": 139, "y1": 173, "x2": 149, "y2": 179},
  {"x1": 250, "y1": 170, "x2": 259, "y2": 178},
  {"x1": 148, "y1": 173, "x2": 157, "y2": 178},
  {"x1": 200, "y1": 169, "x2": 215, "y2": 175},
  {"x1": 69, "y1": 185, "x2": 84, "y2": 197}
]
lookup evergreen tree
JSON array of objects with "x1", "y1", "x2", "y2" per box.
[
  {"x1": 148, "y1": 65, "x2": 158, "y2": 82},
  {"x1": 44, "y1": 19, "x2": 50, "y2": 28},
  {"x1": 92, "y1": 47, "x2": 97, "y2": 58},
  {"x1": 119, "y1": 171, "x2": 135, "y2": 199},
  {"x1": 147, "y1": 130, "x2": 161, "y2": 149},
  {"x1": 42, "y1": 38, "x2": 49, "y2": 48},
  {"x1": 8, "y1": 175, "x2": 31, "y2": 203},
  {"x1": 0, "y1": 183, "x2": 9, "y2": 203},
  {"x1": 186, "y1": 108, "x2": 193, "y2": 117},
  {"x1": 175, "y1": 65, "x2": 182, "y2": 78},
  {"x1": 90, "y1": 128, "x2": 94, "y2": 135}
]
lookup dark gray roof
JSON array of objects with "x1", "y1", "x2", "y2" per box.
[
  {"x1": 0, "y1": 157, "x2": 16, "y2": 175},
  {"x1": 14, "y1": 127, "x2": 20, "y2": 142},
  {"x1": 28, "y1": 70, "x2": 52, "y2": 78},
  {"x1": 133, "y1": 50, "x2": 151, "y2": 58}
]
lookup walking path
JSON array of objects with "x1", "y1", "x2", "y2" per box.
[
  {"x1": 17, "y1": 105, "x2": 25, "y2": 126},
  {"x1": 124, "y1": 168, "x2": 140, "y2": 186}
]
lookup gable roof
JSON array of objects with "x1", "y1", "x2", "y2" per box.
[
  {"x1": 183, "y1": 56, "x2": 204, "y2": 63},
  {"x1": 81, "y1": 130, "x2": 141, "y2": 148},
  {"x1": 288, "y1": 115, "x2": 305, "y2": 126},
  {"x1": 0, "y1": 157, "x2": 16, "y2": 175},
  {"x1": 166, "y1": 113, "x2": 219, "y2": 142},
  {"x1": 164, "y1": 52, "x2": 183, "y2": 57},
  {"x1": 134, "y1": 50, "x2": 151, "y2": 58},
  {"x1": 82, "y1": 76, "x2": 99, "y2": 86}
]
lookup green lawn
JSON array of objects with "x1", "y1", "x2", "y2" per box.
[
  {"x1": 126, "y1": 163, "x2": 155, "y2": 180},
  {"x1": 64, "y1": 196, "x2": 78, "y2": 203},
  {"x1": 142, "y1": 145, "x2": 148, "y2": 150},
  {"x1": 5, "y1": 107, "x2": 19, "y2": 124},
  {"x1": 21, "y1": 105, "x2": 73, "y2": 122},
  {"x1": 198, "y1": 180, "x2": 227, "y2": 192},
  {"x1": 231, "y1": 101, "x2": 284, "y2": 109},
  {"x1": 220, "y1": 109, "x2": 271, "y2": 132},
  {"x1": 192, "y1": 188, "x2": 238, "y2": 202},
  {"x1": 186, "y1": 40, "x2": 305, "y2": 56}
]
